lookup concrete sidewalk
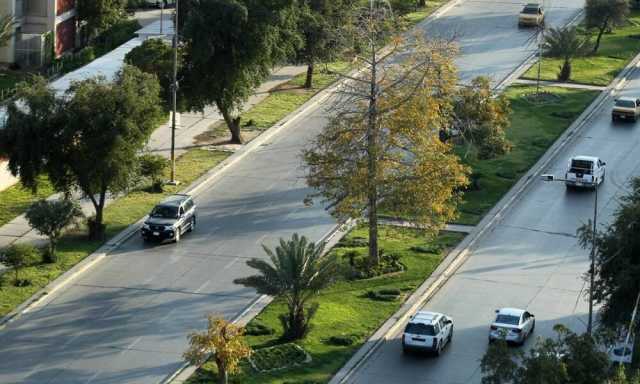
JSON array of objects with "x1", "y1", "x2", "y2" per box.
[{"x1": 513, "y1": 78, "x2": 607, "y2": 91}]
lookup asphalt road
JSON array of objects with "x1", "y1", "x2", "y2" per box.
[{"x1": 0, "y1": 0, "x2": 585, "y2": 383}]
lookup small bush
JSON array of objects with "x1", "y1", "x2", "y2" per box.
[
  {"x1": 409, "y1": 244, "x2": 443, "y2": 254},
  {"x1": 325, "y1": 334, "x2": 361, "y2": 346},
  {"x1": 245, "y1": 322, "x2": 275, "y2": 336},
  {"x1": 249, "y1": 343, "x2": 309, "y2": 372},
  {"x1": 0, "y1": 244, "x2": 40, "y2": 286},
  {"x1": 336, "y1": 236, "x2": 368, "y2": 248},
  {"x1": 378, "y1": 288, "x2": 401, "y2": 296},
  {"x1": 343, "y1": 250, "x2": 404, "y2": 280},
  {"x1": 366, "y1": 289, "x2": 402, "y2": 302}
]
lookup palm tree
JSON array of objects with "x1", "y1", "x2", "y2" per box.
[
  {"x1": 0, "y1": 14, "x2": 17, "y2": 48},
  {"x1": 543, "y1": 26, "x2": 589, "y2": 82},
  {"x1": 234, "y1": 233, "x2": 337, "y2": 341}
]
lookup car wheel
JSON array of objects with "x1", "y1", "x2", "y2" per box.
[
  {"x1": 448, "y1": 326, "x2": 454, "y2": 344},
  {"x1": 188, "y1": 216, "x2": 196, "y2": 233},
  {"x1": 531, "y1": 319, "x2": 536, "y2": 333},
  {"x1": 434, "y1": 340, "x2": 441, "y2": 357},
  {"x1": 602, "y1": 170, "x2": 606, "y2": 183},
  {"x1": 175, "y1": 227, "x2": 181, "y2": 243}
]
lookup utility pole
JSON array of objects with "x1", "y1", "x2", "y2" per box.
[
  {"x1": 169, "y1": 0, "x2": 179, "y2": 185},
  {"x1": 587, "y1": 184, "x2": 598, "y2": 335}
]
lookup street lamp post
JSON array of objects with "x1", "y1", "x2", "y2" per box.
[
  {"x1": 168, "y1": 0, "x2": 179, "y2": 185},
  {"x1": 541, "y1": 174, "x2": 598, "y2": 335}
]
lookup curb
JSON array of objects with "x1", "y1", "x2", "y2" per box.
[
  {"x1": 162, "y1": 218, "x2": 357, "y2": 384},
  {"x1": 329, "y1": 13, "x2": 640, "y2": 384}
]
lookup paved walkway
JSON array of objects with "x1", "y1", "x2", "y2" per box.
[
  {"x1": 513, "y1": 78, "x2": 607, "y2": 91},
  {"x1": 378, "y1": 218, "x2": 475, "y2": 234},
  {"x1": 0, "y1": 20, "x2": 306, "y2": 266}
]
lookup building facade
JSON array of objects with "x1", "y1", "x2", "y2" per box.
[{"x1": 0, "y1": 0, "x2": 77, "y2": 67}]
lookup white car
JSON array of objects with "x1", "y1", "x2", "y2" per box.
[
  {"x1": 518, "y1": 3, "x2": 544, "y2": 27},
  {"x1": 489, "y1": 308, "x2": 535, "y2": 345},
  {"x1": 565, "y1": 156, "x2": 606, "y2": 189},
  {"x1": 402, "y1": 311, "x2": 453, "y2": 356},
  {"x1": 612, "y1": 97, "x2": 640, "y2": 122}
]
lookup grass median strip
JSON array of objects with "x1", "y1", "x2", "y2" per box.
[
  {"x1": 522, "y1": 10, "x2": 640, "y2": 86},
  {"x1": 456, "y1": 85, "x2": 600, "y2": 225},
  {"x1": 187, "y1": 226, "x2": 465, "y2": 384},
  {"x1": 0, "y1": 149, "x2": 228, "y2": 317}
]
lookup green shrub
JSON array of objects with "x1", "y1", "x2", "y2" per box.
[
  {"x1": 0, "y1": 244, "x2": 40, "y2": 286},
  {"x1": 325, "y1": 335, "x2": 356, "y2": 346},
  {"x1": 336, "y1": 236, "x2": 368, "y2": 248},
  {"x1": 249, "y1": 343, "x2": 309, "y2": 372},
  {"x1": 343, "y1": 250, "x2": 404, "y2": 280},
  {"x1": 409, "y1": 244, "x2": 443, "y2": 254},
  {"x1": 245, "y1": 321, "x2": 275, "y2": 336}
]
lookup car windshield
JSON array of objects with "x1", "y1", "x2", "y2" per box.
[
  {"x1": 570, "y1": 159, "x2": 593, "y2": 174},
  {"x1": 404, "y1": 323, "x2": 436, "y2": 336},
  {"x1": 150, "y1": 205, "x2": 178, "y2": 218},
  {"x1": 522, "y1": 6, "x2": 539, "y2": 14},
  {"x1": 495, "y1": 315, "x2": 520, "y2": 325},
  {"x1": 616, "y1": 99, "x2": 636, "y2": 108}
]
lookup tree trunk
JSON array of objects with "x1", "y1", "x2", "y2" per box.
[
  {"x1": 216, "y1": 358, "x2": 228, "y2": 384},
  {"x1": 418, "y1": 0, "x2": 426, "y2": 6},
  {"x1": 218, "y1": 101, "x2": 243, "y2": 144},
  {"x1": 88, "y1": 191, "x2": 106, "y2": 241},
  {"x1": 593, "y1": 21, "x2": 608, "y2": 54},
  {"x1": 367, "y1": 44, "x2": 380, "y2": 267},
  {"x1": 304, "y1": 62, "x2": 314, "y2": 89}
]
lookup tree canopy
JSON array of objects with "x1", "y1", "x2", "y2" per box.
[
  {"x1": 77, "y1": 0, "x2": 128, "y2": 40},
  {"x1": 542, "y1": 26, "x2": 589, "y2": 82},
  {"x1": 585, "y1": 0, "x2": 629, "y2": 53},
  {"x1": 180, "y1": 0, "x2": 302, "y2": 144},
  {"x1": 1, "y1": 66, "x2": 163, "y2": 240},
  {"x1": 0, "y1": 14, "x2": 17, "y2": 47},
  {"x1": 578, "y1": 177, "x2": 640, "y2": 326}
]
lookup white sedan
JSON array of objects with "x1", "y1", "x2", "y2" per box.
[{"x1": 489, "y1": 308, "x2": 535, "y2": 345}]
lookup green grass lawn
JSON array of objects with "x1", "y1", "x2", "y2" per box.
[
  {"x1": 522, "y1": 11, "x2": 640, "y2": 86},
  {"x1": 456, "y1": 85, "x2": 599, "y2": 225},
  {"x1": 187, "y1": 226, "x2": 464, "y2": 384},
  {"x1": 0, "y1": 149, "x2": 228, "y2": 317},
  {"x1": 403, "y1": 1, "x2": 446, "y2": 26}
]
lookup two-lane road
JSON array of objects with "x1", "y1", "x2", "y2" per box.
[{"x1": 0, "y1": 1, "x2": 584, "y2": 383}]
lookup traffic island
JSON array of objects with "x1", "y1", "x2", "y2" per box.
[{"x1": 185, "y1": 226, "x2": 464, "y2": 384}]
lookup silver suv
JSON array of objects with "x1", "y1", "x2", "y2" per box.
[{"x1": 141, "y1": 194, "x2": 196, "y2": 243}]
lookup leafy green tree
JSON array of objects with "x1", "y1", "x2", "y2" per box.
[
  {"x1": 578, "y1": 177, "x2": 640, "y2": 326},
  {"x1": 543, "y1": 27, "x2": 589, "y2": 82},
  {"x1": 25, "y1": 199, "x2": 83, "y2": 263},
  {"x1": 296, "y1": 0, "x2": 354, "y2": 88},
  {"x1": 180, "y1": 0, "x2": 301, "y2": 144},
  {"x1": 1, "y1": 67, "x2": 163, "y2": 240},
  {"x1": 77, "y1": 0, "x2": 128, "y2": 42},
  {"x1": 452, "y1": 76, "x2": 512, "y2": 160},
  {"x1": 184, "y1": 315, "x2": 252, "y2": 384},
  {"x1": 125, "y1": 38, "x2": 180, "y2": 108},
  {"x1": 234, "y1": 234, "x2": 337, "y2": 341},
  {"x1": 585, "y1": 0, "x2": 629, "y2": 53},
  {"x1": 480, "y1": 339, "x2": 520, "y2": 384},
  {"x1": 0, "y1": 244, "x2": 39, "y2": 286},
  {"x1": 138, "y1": 153, "x2": 168, "y2": 192},
  {"x1": 0, "y1": 14, "x2": 17, "y2": 47}
]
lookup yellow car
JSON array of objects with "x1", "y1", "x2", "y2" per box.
[{"x1": 518, "y1": 3, "x2": 544, "y2": 28}]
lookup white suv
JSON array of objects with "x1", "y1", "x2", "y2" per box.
[
  {"x1": 565, "y1": 156, "x2": 606, "y2": 190},
  {"x1": 402, "y1": 311, "x2": 453, "y2": 356}
]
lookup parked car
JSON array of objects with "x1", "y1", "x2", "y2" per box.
[
  {"x1": 612, "y1": 97, "x2": 640, "y2": 122},
  {"x1": 609, "y1": 334, "x2": 634, "y2": 365},
  {"x1": 518, "y1": 3, "x2": 544, "y2": 27},
  {"x1": 489, "y1": 308, "x2": 535, "y2": 345},
  {"x1": 565, "y1": 156, "x2": 606, "y2": 189},
  {"x1": 402, "y1": 311, "x2": 453, "y2": 356},
  {"x1": 141, "y1": 194, "x2": 196, "y2": 243}
]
